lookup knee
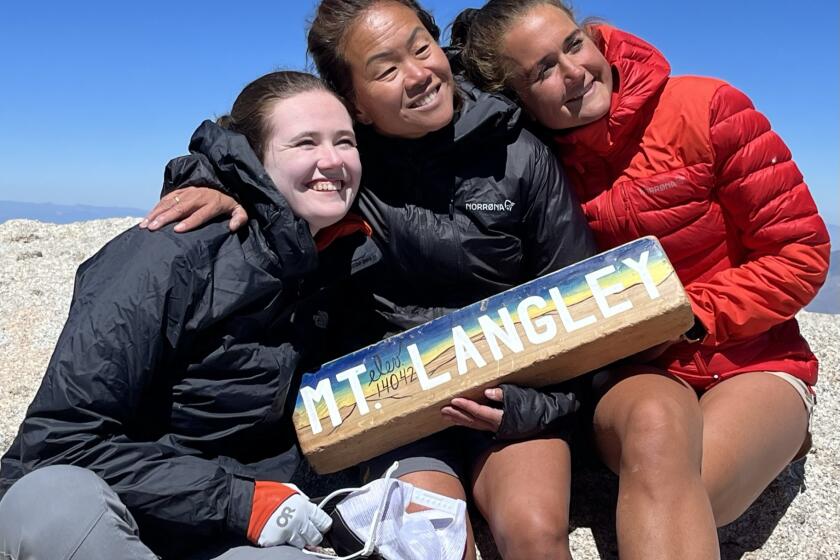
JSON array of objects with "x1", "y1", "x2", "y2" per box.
[
  {"x1": 620, "y1": 397, "x2": 703, "y2": 476},
  {"x1": 518, "y1": 514, "x2": 570, "y2": 559},
  {"x1": 494, "y1": 507, "x2": 570, "y2": 560},
  {"x1": 0, "y1": 465, "x2": 107, "y2": 535}
]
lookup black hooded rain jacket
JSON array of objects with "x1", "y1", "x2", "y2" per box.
[{"x1": 0, "y1": 121, "x2": 377, "y2": 558}]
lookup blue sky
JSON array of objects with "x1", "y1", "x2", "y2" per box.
[{"x1": 1, "y1": 0, "x2": 837, "y2": 224}]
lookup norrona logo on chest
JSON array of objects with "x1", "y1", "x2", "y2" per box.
[{"x1": 465, "y1": 200, "x2": 516, "y2": 212}]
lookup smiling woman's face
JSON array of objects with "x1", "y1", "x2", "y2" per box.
[
  {"x1": 342, "y1": 1, "x2": 455, "y2": 139},
  {"x1": 262, "y1": 90, "x2": 361, "y2": 235},
  {"x1": 502, "y1": 4, "x2": 612, "y2": 130}
]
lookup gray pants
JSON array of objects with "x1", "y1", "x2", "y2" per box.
[{"x1": 0, "y1": 465, "x2": 310, "y2": 560}]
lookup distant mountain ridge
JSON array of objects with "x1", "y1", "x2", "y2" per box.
[{"x1": 0, "y1": 201, "x2": 145, "y2": 224}]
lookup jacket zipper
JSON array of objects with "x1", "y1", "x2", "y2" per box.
[
  {"x1": 693, "y1": 351, "x2": 719, "y2": 383},
  {"x1": 604, "y1": 185, "x2": 623, "y2": 240},
  {"x1": 449, "y1": 179, "x2": 466, "y2": 282},
  {"x1": 588, "y1": 156, "x2": 623, "y2": 241}
]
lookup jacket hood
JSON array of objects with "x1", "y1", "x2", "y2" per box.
[
  {"x1": 554, "y1": 25, "x2": 671, "y2": 156},
  {"x1": 445, "y1": 47, "x2": 522, "y2": 144},
  {"x1": 188, "y1": 120, "x2": 319, "y2": 276},
  {"x1": 453, "y1": 76, "x2": 522, "y2": 144}
]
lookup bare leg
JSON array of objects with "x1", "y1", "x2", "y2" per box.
[
  {"x1": 471, "y1": 436, "x2": 573, "y2": 560},
  {"x1": 399, "y1": 471, "x2": 477, "y2": 560},
  {"x1": 592, "y1": 371, "x2": 719, "y2": 560},
  {"x1": 699, "y1": 372, "x2": 809, "y2": 526}
]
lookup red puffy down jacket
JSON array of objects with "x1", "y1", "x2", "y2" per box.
[{"x1": 554, "y1": 26, "x2": 830, "y2": 389}]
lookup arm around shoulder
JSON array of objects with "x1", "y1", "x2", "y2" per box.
[{"x1": 141, "y1": 150, "x2": 247, "y2": 232}]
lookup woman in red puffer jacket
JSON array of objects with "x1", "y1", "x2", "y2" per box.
[{"x1": 448, "y1": 1, "x2": 830, "y2": 558}]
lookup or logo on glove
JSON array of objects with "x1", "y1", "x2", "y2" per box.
[
  {"x1": 276, "y1": 506, "x2": 296, "y2": 528},
  {"x1": 247, "y1": 481, "x2": 333, "y2": 549}
]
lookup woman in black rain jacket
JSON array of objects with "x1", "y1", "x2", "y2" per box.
[{"x1": 0, "y1": 72, "x2": 376, "y2": 559}]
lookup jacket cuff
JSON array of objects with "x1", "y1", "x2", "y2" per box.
[
  {"x1": 226, "y1": 475, "x2": 255, "y2": 536},
  {"x1": 246, "y1": 481, "x2": 298, "y2": 543},
  {"x1": 686, "y1": 292, "x2": 716, "y2": 346},
  {"x1": 495, "y1": 384, "x2": 579, "y2": 441}
]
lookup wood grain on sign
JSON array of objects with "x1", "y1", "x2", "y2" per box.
[{"x1": 293, "y1": 236, "x2": 694, "y2": 474}]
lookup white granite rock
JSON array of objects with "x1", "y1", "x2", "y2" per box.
[{"x1": 1, "y1": 217, "x2": 837, "y2": 559}]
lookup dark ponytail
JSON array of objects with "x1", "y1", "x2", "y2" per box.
[
  {"x1": 448, "y1": 8, "x2": 480, "y2": 51},
  {"x1": 215, "y1": 114, "x2": 235, "y2": 130}
]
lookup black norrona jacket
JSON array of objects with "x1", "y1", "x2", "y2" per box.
[
  {"x1": 0, "y1": 121, "x2": 377, "y2": 558},
  {"x1": 351, "y1": 79, "x2": 597, "y2": 332},
  {"x1": 162, "y1": 80, "x2": 597, "y2": 336}
]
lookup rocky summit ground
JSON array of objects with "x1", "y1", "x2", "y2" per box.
[{"x1": 1, "y1": 217, "x2": 838, "y2": 559}]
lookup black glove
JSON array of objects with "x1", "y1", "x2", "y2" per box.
[{"x1": 495, "y1": 384, "x2": 580, "y2": 441}]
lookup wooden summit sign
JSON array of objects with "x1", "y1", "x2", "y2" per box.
[{"x1": 293, "y1": 236, "x2": 693, "y2": 473}]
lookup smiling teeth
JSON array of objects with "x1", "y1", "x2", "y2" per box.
[
  {"x1": 310, "y1": 180, "x2": 342, "y2": 192},
  {"x1": 411, "y1": 89, "x2": 438, "y2": 108}
]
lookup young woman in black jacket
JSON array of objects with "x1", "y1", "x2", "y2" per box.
[
  {"x1": 141, "y1": 2, "x2": 597, "y2": 558},
  {"x1": 0, "y1": 71, "x2": 374, "y2": 559}
]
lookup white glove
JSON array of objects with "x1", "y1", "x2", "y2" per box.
[{"x1": 257, "y1": 484, "x2": 333, "y2": 548}]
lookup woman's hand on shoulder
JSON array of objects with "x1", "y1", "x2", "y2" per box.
[{"x1": 140, "y1": 186, "x2": 249, "y2": 233}]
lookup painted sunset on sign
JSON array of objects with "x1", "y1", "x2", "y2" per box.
[{"x1": 293, "y1": 237, "x2": 675, "y2": 434}]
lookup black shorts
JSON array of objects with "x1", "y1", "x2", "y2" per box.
[{"x1": 360, "y1": 427, "x2": 495, "y2": 482}]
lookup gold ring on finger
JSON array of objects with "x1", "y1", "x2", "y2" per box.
[{"x1": 174, "y1": 196, "x2": 181, "y2": 204}]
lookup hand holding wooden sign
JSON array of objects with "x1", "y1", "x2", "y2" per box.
[{"x1": 293, "y1": 237, "x2": 694, "y2": 473}]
